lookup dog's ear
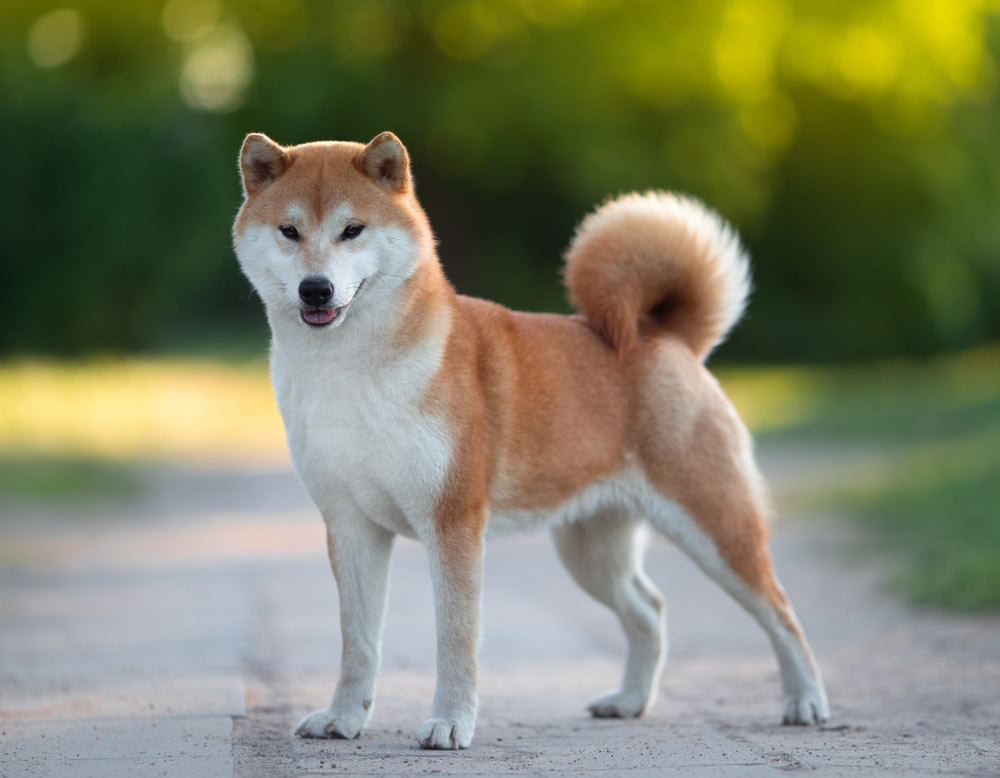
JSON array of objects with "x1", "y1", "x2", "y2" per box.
[
  {"x1": 239, "y1": 133, "x2": 290, "y2": 196},
  {"x1": 355, "y1": 132, "x2": 410, "y2": 193}
]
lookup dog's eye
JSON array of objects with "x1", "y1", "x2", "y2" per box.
[
  {"x1": 340, "y1": 224, "x2": 364, "y2": 240},
  {"x1": 279, "y1": 225, "x2": 300, "y2": 241}
]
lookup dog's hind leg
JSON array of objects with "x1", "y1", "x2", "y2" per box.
[
  {"x1": 551, "y1": 513, "x2": 666, "y2": 718},
  {"x1": 631, "y1": 354, "x2": 830, "y2": 724},
  {"x1": 638, "y1": 398, "x2": 829, "y2": 724},
  {"x1": 647, "y1": 490, "x2": 828, "y2": 724}
]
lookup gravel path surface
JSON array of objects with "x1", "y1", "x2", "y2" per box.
[{"x1": 2, "y1": 446, "x2": 998, "y2": 777}]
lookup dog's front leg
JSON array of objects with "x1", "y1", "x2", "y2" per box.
[
  {"x1": 418, "y1": 524, "x2": 484, "y2": 750},
  {"x1": 296, "y1": 516, "x2": 395, "y2": 739}
]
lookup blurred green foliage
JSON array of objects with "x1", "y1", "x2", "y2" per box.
[{"x1": 3, "y1": 0, "x2": 999, "y2": 360}]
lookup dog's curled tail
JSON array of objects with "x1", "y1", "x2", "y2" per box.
[{"x1": 564, "y1": 191, "x2": 751, "y2": 361}]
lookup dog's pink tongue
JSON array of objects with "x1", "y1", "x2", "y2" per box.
[{"x1": 303, "y1": 308, "x2": 336, "y2": 325}]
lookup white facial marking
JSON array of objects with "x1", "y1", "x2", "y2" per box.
[{"x1": 234, "y1": 200, "x2": 418, "y2": 333}]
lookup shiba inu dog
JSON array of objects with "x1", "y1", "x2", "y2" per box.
[{"x1": 232, "y1": 131, "x2": 829, "y2": 750}]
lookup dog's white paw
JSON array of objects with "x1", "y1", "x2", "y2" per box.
[
  {"x1": 295, "y1": 706, "x2": 368, "y2": 739},
  {"x1": 782, "y1": 685, "x2": 829, "y2": 725},
  {"x1": 418, "y1": 717, "x2": 474, "y2": 750},
  {"x1": 587, "y1": 688, "x2": 649, "y2": 719}
]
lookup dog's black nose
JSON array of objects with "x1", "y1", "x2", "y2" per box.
[{"x1": 299, "y1": 276, "x2": 334, "y2": 306}]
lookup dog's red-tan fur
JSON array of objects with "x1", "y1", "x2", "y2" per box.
[{"x1": 233, "y1": 132, "x2": 828, "y2": 750}]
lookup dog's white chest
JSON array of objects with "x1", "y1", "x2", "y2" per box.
[{"x1": 271, "y1": 342, "x2": 451, "y2": 539}]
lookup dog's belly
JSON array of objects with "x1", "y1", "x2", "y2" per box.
[{"x1": 486, "y1": 467, "x2": 645, "y2": 538}]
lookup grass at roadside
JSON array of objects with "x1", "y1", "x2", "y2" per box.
[
  {"x1": 722, "y1": 346, "x2": 1000, "y2": 612},
  {"x1": 0, "y1": 455, "x2": 144, "y2": 505},
  {"x1": 847, "y1": 432, "x2": 1000, "y2": 610},
  {"x1": 0, "y1": 356, "x2": 285, "y2": 464},
  {"x1": 720, "y1": 345, "x2": 1000, "y2": 444},
  {"x1": 1, "y1": 347, "x2": 997, "y2": 608},
  {"x1": 0, "y1": 357, "x2": 285, "y2": 508}
]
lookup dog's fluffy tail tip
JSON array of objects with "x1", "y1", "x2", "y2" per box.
[{"x1": 563, "y1": 191, "x2": 751, "y2": 361}]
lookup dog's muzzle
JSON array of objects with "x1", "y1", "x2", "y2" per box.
[{"x1": 299, "y1": 276, "x2": 337, "y2": 326}]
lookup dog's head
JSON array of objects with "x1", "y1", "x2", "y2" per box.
[{"x1": 232, "y1": 132, "x2": 432, "y2": 333}]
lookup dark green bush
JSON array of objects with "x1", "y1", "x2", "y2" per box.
[{"x1": 3, "y1": 0, "x2": 999, "y2": 360}]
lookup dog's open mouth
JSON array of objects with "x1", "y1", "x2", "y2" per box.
[
  {"x1": 300, "y1": 279, "x2": 365, "y2": 328},
  {"x1": 301, "y1": 307, "x2": 339, "y2": 327}
]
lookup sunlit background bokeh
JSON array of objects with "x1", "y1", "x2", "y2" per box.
[
  {"x1": 5, "y1": 0, "x2": 1000, "y2": 358},
  {"x1": 2, "y1": 0, "x2": 999, "y2": 607}
]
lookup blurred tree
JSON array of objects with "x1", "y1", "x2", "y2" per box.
[{"x1": 2, "y1": 0, "x2": 998, "y2": 361}]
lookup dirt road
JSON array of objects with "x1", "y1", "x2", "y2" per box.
[{"x1": 2, "y1": 446, "x2": 998, "y2": 777}]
